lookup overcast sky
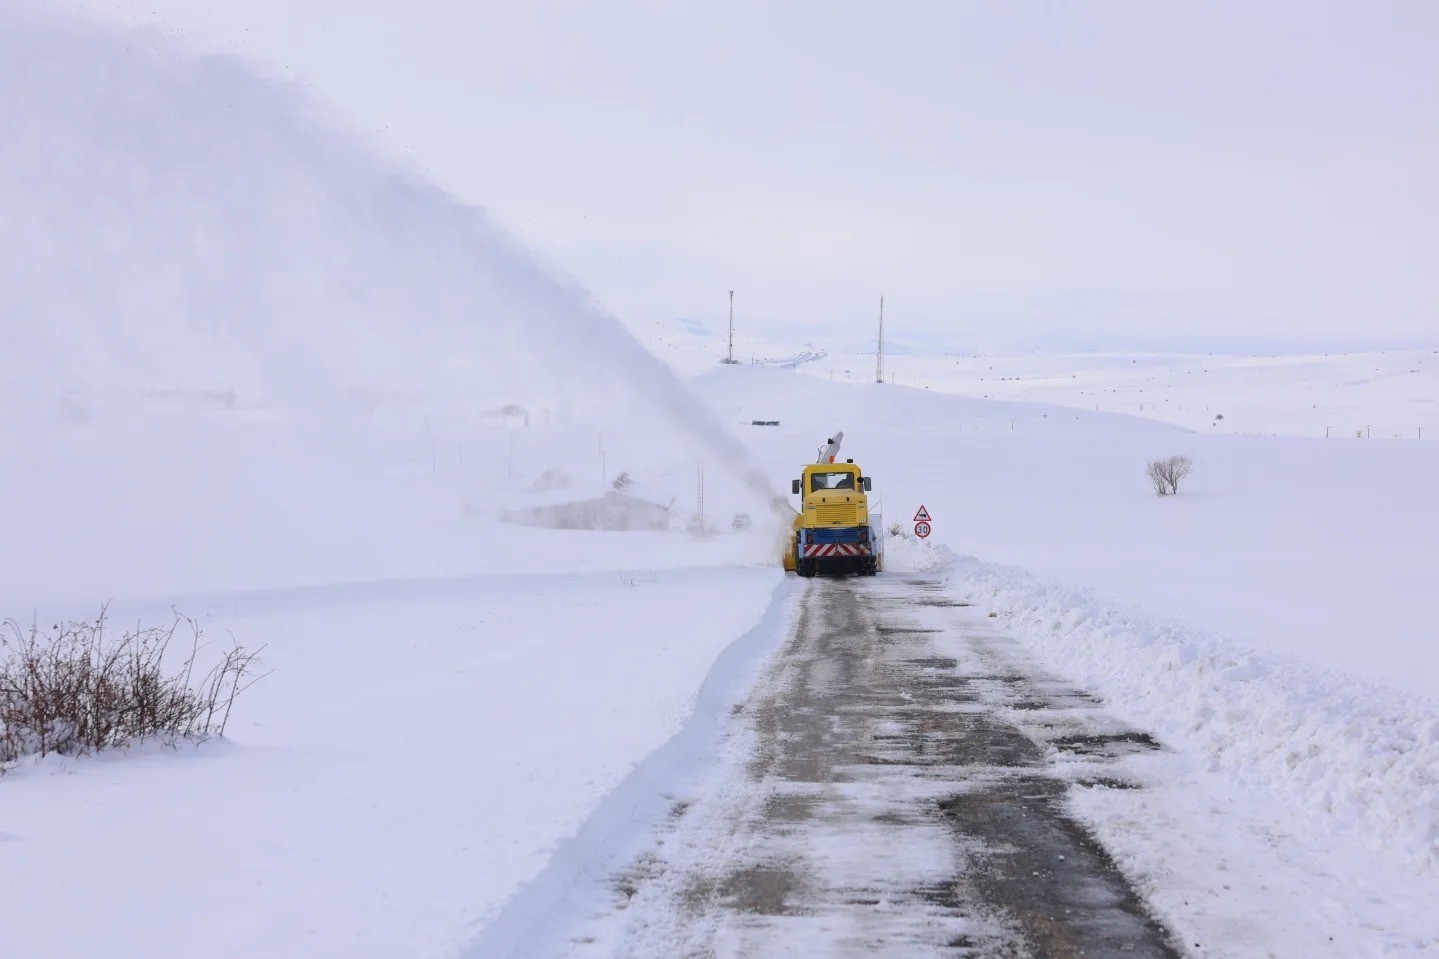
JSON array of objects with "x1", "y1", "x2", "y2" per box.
[{"x1": 49, "y1": 0, "x2": 1439, "y2": 351}]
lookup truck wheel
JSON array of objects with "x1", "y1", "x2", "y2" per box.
[
  {"x1": 797, "y1": 557, "x2": 816, "y2": 578},
  {"x1": 862, "y1": 557, "x2": 879, "y2": 577}
]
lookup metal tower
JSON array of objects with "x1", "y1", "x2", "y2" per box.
[
  {"x1": 727, "y1": 290, "x2": 735, "y2": 364},
  {"x1": 694, "y1": 459, "x2": 706, "y2": 534},
  {"x1": 875, "y1": 295, "x2": 885, "y2": 384}
]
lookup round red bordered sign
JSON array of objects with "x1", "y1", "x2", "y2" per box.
[{"x1": 914, "y1": 521, "x2": 932, "y2": 539}]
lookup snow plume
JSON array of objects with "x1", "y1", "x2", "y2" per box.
[{"x1": 0, "y1": 4, "x2": 774, "y2": 510}]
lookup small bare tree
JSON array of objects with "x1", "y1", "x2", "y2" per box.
[{"x1": 1146, "y1": 455, "x2": 1193, "y2": 496}]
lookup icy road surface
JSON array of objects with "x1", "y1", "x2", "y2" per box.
[{"x1": 562, "y1": 578, "x2": 1182, "y2": 957}]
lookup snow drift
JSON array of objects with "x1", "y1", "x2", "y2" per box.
[{"x1": 936, "y1": 550, "x2": 1439, "y2": 878}]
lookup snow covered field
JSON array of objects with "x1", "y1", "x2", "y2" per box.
[
  {"x1": 639, "y1": 318, "x2": 1439, "y2": 440},
  {"x1": 4, "y1": 5, "x2": 1437, "y2": 958},
  {"x1": 691, "y1": 365, "x2": 1439, "y2": 702},
  {"x1": 0, "y1": 570, "x2": 783, "y2": 959}
]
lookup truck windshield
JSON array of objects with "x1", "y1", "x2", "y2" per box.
[{"x1": 811, "y1": 472, "x2": 856, "y2": 491}]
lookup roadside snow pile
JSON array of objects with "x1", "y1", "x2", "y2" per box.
[
  {"x1": 883, "y1": 532, "x2": 959, "y2": 575},
  {"x1": 952, "y1": 555, "x2": 1439, "y2": 876}
]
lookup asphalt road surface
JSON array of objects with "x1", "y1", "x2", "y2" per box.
[{"x1": 567, "y1": 577, "x2": 1183, "y2": 958}]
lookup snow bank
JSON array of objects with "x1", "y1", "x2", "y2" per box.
[
  {"x1": 949, "y1": 554, "x2": 1439, "y2": 877},
  {"x1": 881, "y1": 522, "x2": 1439, "y2": 878},
  {"x1": 881, "y1": 531, "x2": 960, "y2": 575},
  {"x1": 460, "y1": 575, "x2": 799, "y2": 959}
]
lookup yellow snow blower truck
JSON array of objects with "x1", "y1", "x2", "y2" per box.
[{"x1": 782, "y1": 431, "x2": 882, "y2": 577}]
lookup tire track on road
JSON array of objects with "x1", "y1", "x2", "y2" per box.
[{"x1": 567, "y1": 577, "x2": 1182, "y2": 958}]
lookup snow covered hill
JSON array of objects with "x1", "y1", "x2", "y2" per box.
[{"x1": 635, "y1": 316, "x2": 1439, "y2": 441}]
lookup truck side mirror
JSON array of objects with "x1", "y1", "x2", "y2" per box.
[
  {"x1": 862, "y1": 477, "x2": 872, "y2": 491},
  {"x1": 792, "y1": 479, "x2": 801, "y2": 495}
]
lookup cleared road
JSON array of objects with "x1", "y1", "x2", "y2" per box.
[{"x1": 566, "y1": 577, "x2": 1182, "y2": 958}]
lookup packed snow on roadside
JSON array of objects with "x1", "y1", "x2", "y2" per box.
[
  {"x1": 887, "y1": 528, "x2": 1438, "y2": 882},
  {"x1": 885, "y1": 541, "x2": 1439, "y2": 954},
  {"x1": 947, "y1": 553, "x2": 1439, "y2": 870},
  {"x1": 895, "y1": 539, "x2": 1439, "y2": 957}
]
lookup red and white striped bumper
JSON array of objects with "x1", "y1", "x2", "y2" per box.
[{"x1": 801, "y1": 543, "x2": 871, "y2": 558}]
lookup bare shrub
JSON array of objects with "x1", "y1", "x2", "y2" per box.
[
  {"x1": 0, "y1": 609, "x2": 267, "y2": 771},
  {"x1": 887, "y1": 521, "x2": 909, "y2": 538},
  {"x1": 1146, "y1": 455, "x2": 1193, "y2": 496}
]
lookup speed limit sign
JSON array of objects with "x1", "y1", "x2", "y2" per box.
[{"x1": 914, "y1": 521, "x2": 932, "y2": 539}]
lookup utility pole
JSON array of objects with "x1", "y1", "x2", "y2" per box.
[
  {"x1": 875, "y1": 295, "x2": 885, "y2": 384},
  {"x1": 727, "y1": 290, "x2": 735, "y2": 363},
  {"x1": 722, "y1": 290, "x2": 738, "y2": 364},
  {"x1": 695, "y1": 459, "x2": 706, "y2": 534}
]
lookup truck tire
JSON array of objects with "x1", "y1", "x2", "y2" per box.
[
  {"x1": 861, "y1": 557, "x2": 879, "y2": 577},
  {"x1": 797, "y1": 557, "x2": 817, "y2": 578}
]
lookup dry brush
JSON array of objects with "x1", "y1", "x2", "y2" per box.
[{"x1": 0, "y1": 608, "x2": 267, "y2": 771}]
